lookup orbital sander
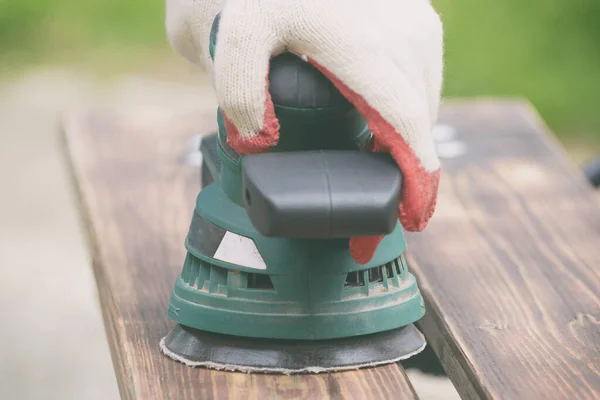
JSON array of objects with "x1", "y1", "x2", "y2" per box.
[{"x1": 160, "y1": 15, "x2": 427, "y2": 373}]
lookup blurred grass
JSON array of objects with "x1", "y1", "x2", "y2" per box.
[
  {"x1": 0, "y1": 0, "x2": 599, "y2": 155},
  {"x1": 435, "y1": 0, "x2": 600, "y2": 146},
  {"x1": 0, "y1": 0, "x2": 167, "y2": 72}
]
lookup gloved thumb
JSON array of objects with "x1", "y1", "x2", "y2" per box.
[{"x1": 212, "y1": 5, "x2": 283, "y2": 154}]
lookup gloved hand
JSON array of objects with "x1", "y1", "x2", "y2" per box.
[{"x1": 166, "y1": 0, "x2": 444, "y2": 264}]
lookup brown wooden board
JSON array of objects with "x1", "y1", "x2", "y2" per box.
[
  {"x1": 61, "y1": 110, "x2": 419, "y2": 400},
  {"x1": 406, "y1": 99, "x2": 600, "y2": 399}
]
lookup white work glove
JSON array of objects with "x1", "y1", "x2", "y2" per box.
[{"x1": 166, "y1": 0, "x2": 444, "y2": 264}]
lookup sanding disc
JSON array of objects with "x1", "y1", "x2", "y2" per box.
[{"x1": 160, "y1": 324, "x2": 426, "y2": 374}]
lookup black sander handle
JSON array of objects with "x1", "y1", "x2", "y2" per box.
[{"x1": 242, "y1": 151, "x2": 402, "y2": 238}]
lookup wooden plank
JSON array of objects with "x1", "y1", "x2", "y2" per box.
[
  {"x1": 60, "y1": 109, "x2": 419, "y2": 400},
  {"x1": 407, "y1": 99, "x2": 600, "y2": 399}
]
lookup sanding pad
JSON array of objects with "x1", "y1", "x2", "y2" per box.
[{"x1": 160, "y1": 324, "x2": 426, "y2": 374}]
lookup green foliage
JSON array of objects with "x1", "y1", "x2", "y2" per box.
[
  {"x1": 0, "y1": 0, "x2": 598, "y2": 145},
  {"x1": 0, "y1": 0, "x2": 50, "y2": 55},
  {"x1": 434, "y1": 0, "x2": 600, "y2": 141},
  {"x1": 0, "y1": 0, "x2": 166, "y2": 65}
]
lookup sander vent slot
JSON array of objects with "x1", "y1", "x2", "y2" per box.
[
  {"x1": 247, "y1": 273, "x2": 275, "y2": 290},
  {"x1": 395, "y1": 256, "x2": 409, "y2": 281},
  {"x1": 343, "y1": 255, "x2": 409, "y2": 292},
  {"x1": 344, "y1": 264, "x2": 388, "y2": 288},
  {"x1": 368, "y1": 266, "x2": 384, "y2": 283},
  {"x1": 385, "y1": 263, "x2": 394, "y2": 279},
  {"x1": 344, "y1": 271, "x2": 365, "y2": 287},
  {"x1": 181, "y1": 254, "x2": 279, "y2": 297}
]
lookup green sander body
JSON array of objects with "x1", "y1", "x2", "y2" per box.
[{"x1": 161, "y1": 16, "x2": 426, "y2": 373}]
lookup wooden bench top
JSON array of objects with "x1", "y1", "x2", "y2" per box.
[
  {"x1": 409, "y1": 100, "x2": 600, "y2": 399},
  {"x1": 62, "y1": 99, "x2": 600, "y2": 399},
  {"x1": 60, "y1": 109, "x2": 418, "y2": 399}
]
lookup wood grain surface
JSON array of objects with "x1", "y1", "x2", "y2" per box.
[
  {"x1": 406, "y1": 99, "x2": 600, "y2": 399},
  {"x1": 60, "y1": 109, "x2": 419, "y2": 400}
]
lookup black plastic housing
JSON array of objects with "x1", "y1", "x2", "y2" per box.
[{"x1": 242, "y1": 150, "x2": 402, "y2": 238}]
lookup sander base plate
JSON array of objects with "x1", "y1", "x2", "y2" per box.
[{"x1": 160, "y1": 324, "x2": 426, "y2": 374}]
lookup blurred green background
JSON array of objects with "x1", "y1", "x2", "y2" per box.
[
  {"x1": 0, "y1": 3, "x2": 597, "y2": 398},
  {"x1": 1, "y1": 0, "x2": 599, "y2": 156}
]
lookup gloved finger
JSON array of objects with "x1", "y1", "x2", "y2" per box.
[
  {"x1": 349, "y1": 236, "x2": 385, "y2": 265},
  {"x1": 311, "y1": 60, "x2": 441, "y2": 232},
  {"x1": 213, "y1": 2, "x2": 283, "y2": 154},
  {"x1": 165, "y1": 0, "x2": 223, "y2": 70}
]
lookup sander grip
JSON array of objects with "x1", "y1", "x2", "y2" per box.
[{"x1": 242, "y1": 151, "x2": 402, "y2": 238}]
